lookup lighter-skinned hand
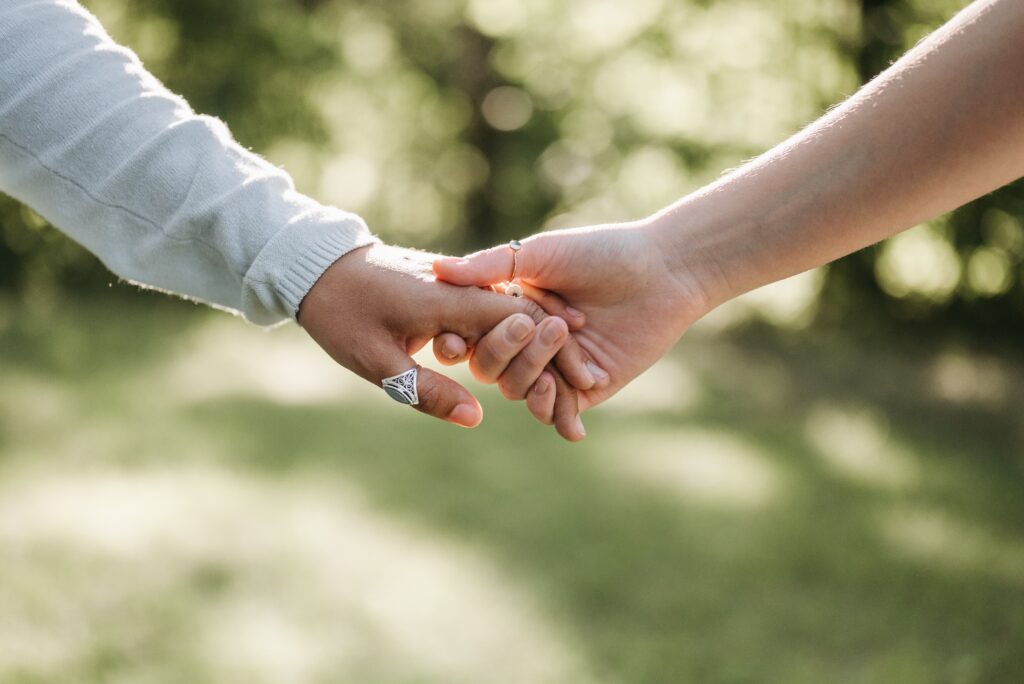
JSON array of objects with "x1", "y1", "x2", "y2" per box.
[{"x1": 433, "y1": 220, "x2": 709, "y2": 426}]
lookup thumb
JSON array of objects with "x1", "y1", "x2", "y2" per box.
[
  {"x1": 434, "y1": 239, "x2": 547, "y2": 287},
  {"x1": 373, "y1": 346, "x2": 483, "y2": 429}
]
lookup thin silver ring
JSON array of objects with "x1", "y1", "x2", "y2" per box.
[
  {"x1": 506, "y1": 240, "x2": 524, "y2": 298},
  {"x1": 509, "y1": 240, "x2": 522, "y2": 280},
  {"x1": 381, "y1": 367, "x2": 419, "y2": 405}
]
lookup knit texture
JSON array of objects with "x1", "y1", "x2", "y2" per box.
[{"x1": 0, "y1": 0, "x2": 377, "y2": 325}]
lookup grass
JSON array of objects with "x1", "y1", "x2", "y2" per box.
[{"x1": 0, "y1": 296, "x2": 1022, "y2": 683}]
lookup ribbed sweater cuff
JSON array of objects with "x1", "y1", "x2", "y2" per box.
[{"x1": 242, "y1": 206, "x2": 379, "y2": 326}]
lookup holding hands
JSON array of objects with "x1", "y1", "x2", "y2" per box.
[
  {"x1": 297, "y1": 0, "x2": 1024, "y2": 443},
  {"x1": 297, "y1": 243, "x2": 611, "y2": 441},
  {"x1": 297, "y1": 216, "x2": 716, "y2": 443}
]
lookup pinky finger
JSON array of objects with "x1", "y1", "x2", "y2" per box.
[
  {"x1": 433, "y1": 333, "x2": 470, "y2": 366},
  {"x1": 526, "y1": 371, "x2": 557, "y2": 425}
]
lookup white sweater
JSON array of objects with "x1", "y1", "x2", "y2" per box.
[{"x1": 0, "y1": 0, "x2": 377, "y2": 325}]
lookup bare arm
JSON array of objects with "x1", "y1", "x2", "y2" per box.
[
  {"x1": 660, "y1": 0, "x2": 1024, "y2": 307},
  {"x1": 434, "y1": 0, "x2": 1024, "y2": 431}
]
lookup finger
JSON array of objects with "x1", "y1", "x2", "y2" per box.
[
  {"x1": 373, "y1": 346, "x2": 482, "y2": 428},
  {"x1": 433, "y1": 285, "x2": 606, "y2": 391},
  {"x1": 467, "y1": 313, "x2": 536, "y2": 384},
  {"x1": 433, "y1": 333, "x2": 469, "y2": 366},
  {"x1": 415, "y1": 366, "x2": 483, "y2": 427},
  {"x1": 433, "y1": 244, "x2": 514, "y2": 287},
  {"x1": 495, "y1": 317, "x2": 569, "y2": 400},
  {"x1": 434, "y1": 284, "x2": 547, "y2": 347},
  {"x1": 526, "y1": 372, "x2": 556, "y2": 425},
  {"x1": 505, "y1": 281, "x2": 585, "y2": 331},
  {"x1": 555, "y1": 334, "x2": 610, "y2": 391},
  {"x1": 549, "y1": 366, "x2": 586, "y2": 442}
]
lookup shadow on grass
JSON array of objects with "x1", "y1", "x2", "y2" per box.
[
  {"x1": 179, "y1": 389, "x2": 1024, "y2": 683},
  {"x1": 2, "y1": 302, "x2": 1024, "y2": 682}
]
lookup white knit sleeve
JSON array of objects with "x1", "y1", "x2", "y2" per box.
[{"x1": 0, "y1": 0, "x2": 377, "y2": 324}]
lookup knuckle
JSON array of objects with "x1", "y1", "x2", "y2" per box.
[{"x1": 518, "y1": 299, "x2": 546, "y2": 325}]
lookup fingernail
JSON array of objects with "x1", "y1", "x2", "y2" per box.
[
  {"x1": 586, "y1": 361, "x2": 609, "y2": 384},
  {"x1": 575, "y1": 415, "x2": 586, "y2": 438},
  {"x1": 540, "y1": 321, "x2": 566, "y2": 346},
  {"x1": 437, "y1": 257, "x2": 469, "y2": 267},
  {"x1": 566, "y1": 306, "x2": 585, "y2": 320},
  {"x1": 442, "y1": 341, "x2": 461, "y2": 360},
  {"x1": 507, "y1": 317, "x2": 532, "y2": 343},
  {"x1": 448, "y1": 403, "x2": 482, "y2": 428},
  {"x1": 533, "y1": 377, "x2": 550, "y2": 395}
]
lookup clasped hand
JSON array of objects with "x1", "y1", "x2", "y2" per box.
[
  {"x1": 297, "y1": 243, "x2": 601, "y2": 441},
  {"x1": 298, "y1": 220, "x2": 710, "y2": 442}
]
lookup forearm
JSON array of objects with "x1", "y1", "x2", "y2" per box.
[
  {"x1": 654, "y1": 0, "x2": 1024, "y2": 308},
  {"x1": 0, "y1": 0, "x2": 375, "y2": 324}
]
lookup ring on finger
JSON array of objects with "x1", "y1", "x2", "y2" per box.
[
  {"x1": 381, "y1": 367, "x2": 419, "y2": 405},
  {"x1": 506, "y1": 240, "x2": 524, "y2": 298}
]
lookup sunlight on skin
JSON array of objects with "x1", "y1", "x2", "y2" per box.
[
  {"x1": 0, "y1": 468, "x2": 599, "y2": 683},
  {"x1": 878, "y1": 507, "x2": 1024, "y2": 586},
  {"x1": 604, "y1": 428, "x2": 783, "y2": 509},
  {"x1": 804, "y1": 404, "x2": 920, "y2": 490}
]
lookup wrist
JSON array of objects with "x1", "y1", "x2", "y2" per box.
[
  {"x1": 296, "y1": 243, "x2": 375, "y2": 330},
  {"x1": 644, "y1": 200, "x2": 741, "y2": 320}
]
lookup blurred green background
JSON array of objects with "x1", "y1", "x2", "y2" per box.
[{"x1": 1, "y1": 0, "x2": 1023, "y2": 682}]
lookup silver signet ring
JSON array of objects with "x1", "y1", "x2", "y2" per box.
[{"x1": 381, "y1": 367, "x2": 419, "y2": 405}]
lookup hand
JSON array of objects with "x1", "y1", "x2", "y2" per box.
[
  {"x1": 432, "y1": 219, "x2": 712, "y2": 423},
  {"x1": 297, "y1": 243, "x2": 593, "y2": 439}
]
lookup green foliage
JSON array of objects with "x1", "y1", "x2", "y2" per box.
[{"x1": 0, "y1": 0, "x2": 1021, "y2": 334}]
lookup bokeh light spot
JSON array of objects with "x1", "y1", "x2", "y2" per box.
[
  {"x1": 805, "y1": 404, "x2": 919, "y2": 489},
  {"x1": 481, "y1": 86, "x2": 534, "y2": 132},
  {"x1": 965, "y1": 247, "x2": 1012, "y2": 297},
  {"x1": 875, "y1": 222, "x2": 961, "y2": 301}
]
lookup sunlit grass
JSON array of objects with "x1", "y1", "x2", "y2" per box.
[{"x1": 1, "y1": 298, "x2": 1023, "y2": 683}]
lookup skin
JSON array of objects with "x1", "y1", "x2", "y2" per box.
[
  {"x1": 434, "y1": 0, "x2": 1024, "y2": 433},
  {"x1": 297, "y1": 243, "x2": 599, "y2": 440}
]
